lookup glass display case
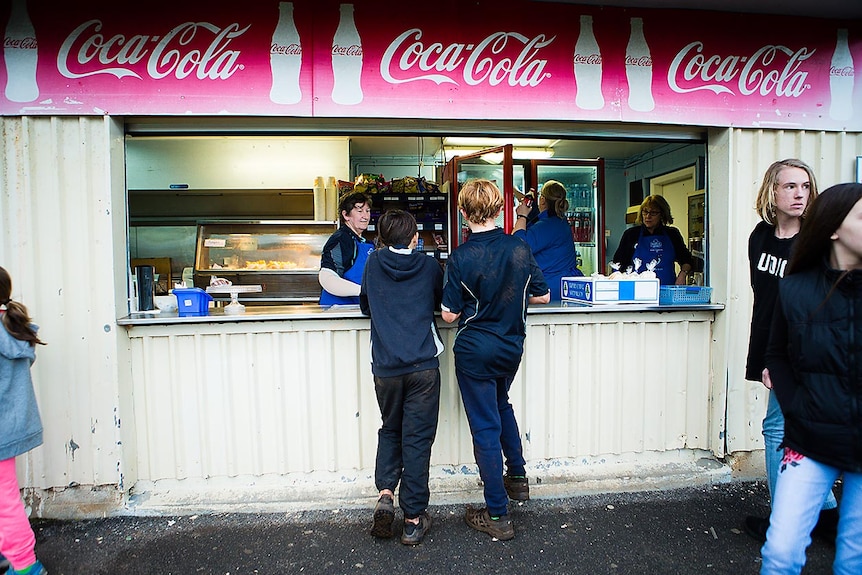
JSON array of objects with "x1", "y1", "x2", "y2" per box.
[{"x1": 193, "y1": 220, "x2": 337, "y2": 303}]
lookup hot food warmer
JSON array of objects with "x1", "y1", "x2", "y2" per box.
[{"x1": 193, "y1": 220, "x2": 337, "y2": 303}]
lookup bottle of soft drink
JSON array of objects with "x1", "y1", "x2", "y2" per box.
[
  {"x1": 331, "y1": 4, "x2": 363, "y2": 105},
  {"x1": 625, "y1": 17, "x2": 655, "y2": 112},
  {"x1": 4, "y1": 0, "x2": 39, "y2": 103},
  {"x1": 573, "y1": 15, "x2": 604, "y2": 110},
  {"x1": 829, "y1": 28, "x2": 854, "y2": 122},
  {"x1": 270, "y1": 2, "x2": 302, "y2": 105}
]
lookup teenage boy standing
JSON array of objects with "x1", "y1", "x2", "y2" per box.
[
  {"x1": 360, "y1": 209, "x2": 444, "y2": 545},
  {"x1": 441, "y1": 179, "x2": 550, "y2": 540}
]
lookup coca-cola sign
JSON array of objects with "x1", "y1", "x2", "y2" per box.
[
  {"x1": 381, "y1": 28, "x2": 555, "y2": 87},
  {"x1": 57, "y1": 19, "x2": 250, "y2": 80},
  {"x1": 0, "y1": 1, "x2": 858, "y2": 130},
  {"x1": 668, "y1": 41, "x2": 816, "y2": 97}
]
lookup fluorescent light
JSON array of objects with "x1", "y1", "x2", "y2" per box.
[
  {"x1": 444, "y1": 136, "x2": 558, "y2": 148},
  {"x1": 443, "y1": 146, "x2": 554, "y2": 162}
]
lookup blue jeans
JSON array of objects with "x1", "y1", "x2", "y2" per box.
[
  {"x1": 374, "y1": 368, "x2": 441, "y2": 519},
  {"x1": 762, "y1": 390, "x2": 837, "y2": 509},
  {"x1": 456, "y1": 368, "x2": 526, "y2": 518},
  {"x1": 761, "y1": 450, "x2": 862, "y2": 575}
]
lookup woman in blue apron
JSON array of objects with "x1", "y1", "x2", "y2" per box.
[
  {"x1": 319, "y1": 191, "x2": 374, "y2": 305},
  {"x1": 611, "y1": 195, "x2": 694, "y2": 285}
]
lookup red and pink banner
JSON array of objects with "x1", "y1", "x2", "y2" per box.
[{"x1": 1, "y1": 0, "x2": 860, "y2": 130}]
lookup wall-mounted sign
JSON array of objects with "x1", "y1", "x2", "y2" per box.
[{"x1": 1, "y1": 0, "x2": 859, "y2": 130}]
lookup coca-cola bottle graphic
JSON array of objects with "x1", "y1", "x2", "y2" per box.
[
  {"x1": 829, "y1": 28, "x2": 854, "y2": 122},
  {"x1": 270, "y1": 2, "x2": 302, "y2": 105},
  {"x1": 4, "y1": 0, "x2": 38, "y2": 103},
  {"x1": 625, "y1": 17, "x2": 655, "y2": 112},
  {"x1": 331, "y1": 3, "x2": 363, "y2": 105},
  {"x1": 573, "y1": 15, "x2": 603, "y2": 110}
]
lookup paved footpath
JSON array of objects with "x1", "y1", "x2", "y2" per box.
[{"x1": 29, "y1": 481, "x2": 836, "y2": 575}]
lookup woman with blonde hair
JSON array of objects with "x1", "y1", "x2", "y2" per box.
[
  {"x1": 512, "y1": 180, "x2": 582, "y2": 300},
  {"x1": 611, "y1": 194, "x2": 694, "y2": 285}
]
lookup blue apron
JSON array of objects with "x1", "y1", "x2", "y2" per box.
[
  {"x1": 319, "y1": 236, "x2": 373, "y2": 305},
  {"x1": 633, "y1": 226, "x2": 677, "y2": 285}
]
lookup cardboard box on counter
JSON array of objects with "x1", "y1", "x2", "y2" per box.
[{"x1": 561, "y1": 276, "x2": 660, "y2": 305}]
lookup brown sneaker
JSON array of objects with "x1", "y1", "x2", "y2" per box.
[
  {"x1": 370, "y1": 494, "x2": 395, "y2": 538},
  {"x1": 400, "y1": 512, "x2": 432, "y2": 545},
  {"x1": 464, "y1": 505, "x2": 514, "y2": 540},
  {"x1": 504, "y1": 475, "x2": 530, "y2": 501}
]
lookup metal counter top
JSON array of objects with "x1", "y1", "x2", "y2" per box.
[{"x1": 117, "y1": 301, "x2": 724, "y2": 326}]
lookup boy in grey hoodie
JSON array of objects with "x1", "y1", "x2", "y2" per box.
[{"x1": 359, "y1": 210, "x2": 444, "y2": 545}]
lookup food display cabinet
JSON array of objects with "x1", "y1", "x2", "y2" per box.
[{"x1": 193, "y1": 220, "x2": 337, "y2": 303}]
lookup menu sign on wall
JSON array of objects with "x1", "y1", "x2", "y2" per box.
[{"x1": 1, "y1": 0, "x2": 859, "y2": 130}]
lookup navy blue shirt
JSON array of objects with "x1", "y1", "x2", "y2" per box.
[{"x1": 442, "y1": 228, "x2": 548, "y2": 379}]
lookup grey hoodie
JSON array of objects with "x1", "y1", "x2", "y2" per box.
[{"x1": 0, "y1": 321, "x2": 43, "y2": 460}]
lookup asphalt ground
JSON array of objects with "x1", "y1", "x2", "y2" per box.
[{"x1": 26, "y1": 480, "x2": 837, "y2": 575}]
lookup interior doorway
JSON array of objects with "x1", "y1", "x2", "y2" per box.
[{"x1": 650, "y1": 166, "x2": 697, "y2": 248}]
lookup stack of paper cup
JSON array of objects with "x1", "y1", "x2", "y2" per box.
[
  {"x1": 313, "y1": 176, "x2": 326, "y2": 221},
  {"x1": 325, "y1": 176, "x2": 338, "y2": 222}
]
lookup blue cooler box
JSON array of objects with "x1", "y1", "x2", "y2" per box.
[
  {"x1": 172, "y1": 287, "x2": 213, "y2": 316},
  {"x1": 561, "y1": 276, "x2": 660, "y2": 305}
]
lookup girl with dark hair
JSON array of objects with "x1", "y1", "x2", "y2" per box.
[
  {"x1": 760, "y1": 183, "x2": 862, "y2": 574},
  {"x1": 0, "y1": 266, "x2": 47, "y2": 575}
]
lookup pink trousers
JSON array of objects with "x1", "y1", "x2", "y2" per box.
[{"x1": 0, "y1": 457, "x2": 36, "y2": 570}]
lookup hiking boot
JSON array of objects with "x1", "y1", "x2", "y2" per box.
[
  {"x1": 370, "y1": 494, "x2": 395, "y2": 538},
  {"x1": 8, "y1": 560, "x2": 47, "y2": 575},
  {"x1": 400, "y1": 512, "x2": 432, "y2": 545},
  {"x1": 812, "y1": 508, "x2": 839, "y2": 545},
  {"x1": 743, "y1": 515, "x2": 769, "y2": 543},
  {"x1": 464, "y1": 505, "x2": 514, "y2": 540},
  {"x1": 504, "y1": 475, "x2": 530, "y2": 501}
]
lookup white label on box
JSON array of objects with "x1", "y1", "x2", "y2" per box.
[
  {"x1": 434, "y1": 223, "x2": 443, "y2": 230},
  {"x1": 417, "y1": 223, "x2": 424, "y2": 230},
  {"x1": 204, "y1": 238, "x2": 226, "y2": 248}
]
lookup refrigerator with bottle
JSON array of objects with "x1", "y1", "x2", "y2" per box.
[{"x1": 444, "y1": 147, "x2": 605, "y2": 278}]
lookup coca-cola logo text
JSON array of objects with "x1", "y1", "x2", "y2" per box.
[
  {"x1": 625, "y1": 55, "x2": 652, "y2": 67},
  {"x1": 381, "y1": 28, "x2": 554, "y2": 87},
  {"x1": 58, "y1": 20, "x2": 250, "y2": 80},
  {"x1": 830, "y1": 66, "x2": 855, "y2": 77},
  {"x1": 4, "y1": 37, "x2": 37, "y2": 50},
  {"x1": 272, "y1": 43, "x2": 301, "y2": 56},
  {"x1": 668, "y1": 41, "x2": 815, "y2": 97},
  {"x1": 332, "y1": 44, "x2": 362, "y2": 56},
  {"x1": 573, "y1": 54, "x2": 601, "y2": 65}
]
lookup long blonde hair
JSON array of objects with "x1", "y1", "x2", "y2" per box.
[{"x1": 755, "y1": 159, "x2": 819, "y2": 225}]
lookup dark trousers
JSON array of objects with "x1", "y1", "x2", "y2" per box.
[
  {"x1": 374, "y1": 368, "x2": 441, "y2": 519},
  {"x1": 455, "y1": 368, "x2": 527, "y2": 517}
]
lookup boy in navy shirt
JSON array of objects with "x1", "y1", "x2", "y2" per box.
[
  {"x1": 441, "y1": 179, "x2": 550, "y2": 540},
  {"x1": 360, "y1": 209, "x2": 444, "y2": 545}
]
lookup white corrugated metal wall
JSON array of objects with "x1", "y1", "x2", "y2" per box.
[
  {"x1": 123, "y1": 311, "x2": 715, "y2": 486},
  {"x1": 3, "y1": 115, "x2": 862, "y2": 515},
  {"x1": 713, "y1": 128, "x2": 862, "y2": 458},
  {"x1": 0, "y1": 116, "x2": 129, "y2": 507}
]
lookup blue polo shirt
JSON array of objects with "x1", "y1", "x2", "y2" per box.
[
  {"x1": 442, "y1": 228, "x2": 548, "y2": 378},
  {"x1": 513, "y1": 211, "x2": 581, "y2": 300}
]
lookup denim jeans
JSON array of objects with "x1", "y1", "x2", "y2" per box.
[
  {"x1": 760, "y1": 450, "x2": 862, "y2": 575},
  {"x1": 456, "y1": 368, "x2": 526, "y2": 518},
  {"x1": 762, "y1": 390, "x2": 837, "y2": 509},
  {"x1": 373, "y1": 368, "x2": 441, "y2": 519}
]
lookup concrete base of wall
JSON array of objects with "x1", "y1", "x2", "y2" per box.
[
  {"x1": 725, "y1": 449, "x2": 766, "y2": 482},
  {"x1": 26, "y1": 449, "x2": 744, "y2": 519}
]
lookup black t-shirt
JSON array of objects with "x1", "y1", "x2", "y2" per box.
[
  {"x1": 746, "y1": 220, "x2": 796, "y2": 381},
  {"x1": 442, "y1": 228, "x2": 548, "y2": 379}
]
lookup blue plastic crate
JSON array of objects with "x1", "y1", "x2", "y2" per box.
[{"x1": 659, "y1": 286, "x2": 712, "y2": 305}]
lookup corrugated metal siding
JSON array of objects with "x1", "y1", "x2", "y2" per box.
[
  {"x1": 125, "y1": 311, "x2": 715, "y2": 483},
  {"x1": 716, "y1": 129, "x2": 862, "y2": 455},
  {"x1": 0, "y1": 116, "x2": 127, "y2": 491}
]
